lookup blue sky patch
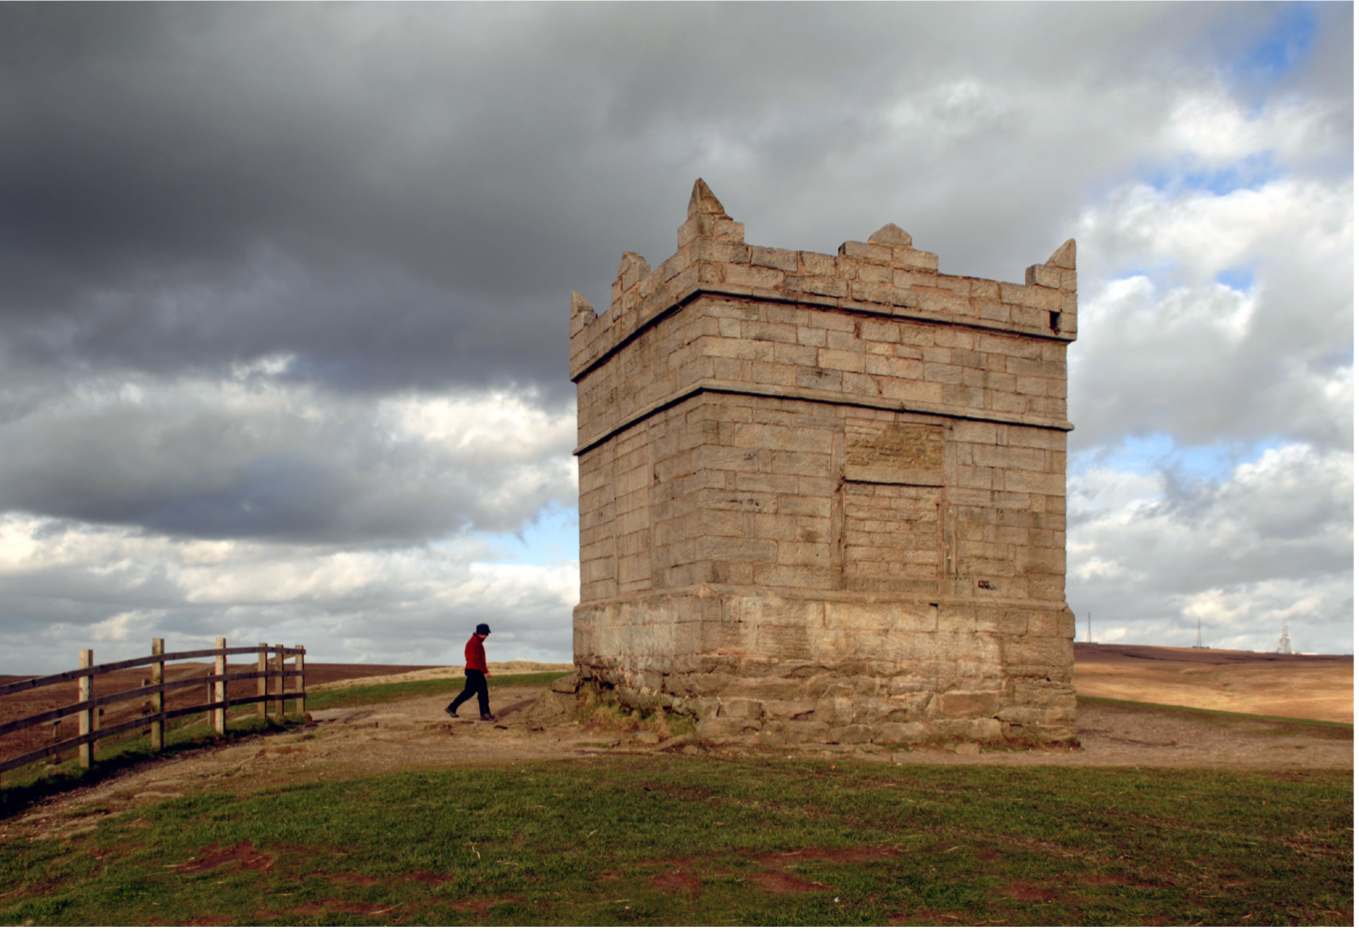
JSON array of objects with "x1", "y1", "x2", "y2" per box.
[
  {"x1": 1215, "y1": 268, "x2": 1256, "y2": 292},
  {"x1": 1148, "y1": 152, "x2": 1281, "y2": 196},
  {"x1": 479, "y1": 502, "x2": 579, "y2": 566},
  {"x1": 1240, "y1": 3, "x2": 1318, "y2": 82},
  {"x1": 1075, "y1": 433, "x2": 1289, "y2": 485}
]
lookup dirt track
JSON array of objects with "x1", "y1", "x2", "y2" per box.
[
  {"x1": 4, "y1": 644, "x2": 1347, "y2": 749},
  {"x1": 4, "y1": 650, "x2": 1352, "y2": 844},
  {"x1": 2, "y1": 644, "x2": 1352, "y2": 843}
]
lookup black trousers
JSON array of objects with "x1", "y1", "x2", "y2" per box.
[{"x1": 448, "y1": 669, "x2": 490, "y2": 717}]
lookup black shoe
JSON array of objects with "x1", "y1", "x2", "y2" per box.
[
  {"x1": 446, "y1": 706, "x2": 459, "y2": 719},
  {"x1": 480, "y1": 713, "x2": 497, "y2": 722}
]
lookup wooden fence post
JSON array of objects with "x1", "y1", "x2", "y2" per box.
[
  {"x1": 150, "y1": 638, "x2": 164, "y2": 752},
  {"x1": 78, "y1": 649, "x2": 94, "y2": 769},
  {"x1": 213, "y1": 637, "x2": 227, "y2": 736},
  {"x1": 274, "y1": 644, "x2": 284, "y2": 719},
  {"x1": 0, "y1": 637, "x2": 306, "y2": 788},
  {"x1": 294, "y1": 645, "x2": 306, "y2": 716},
  {"x1": 257, "y1": 642, "x2": 268, "y2": 721}
]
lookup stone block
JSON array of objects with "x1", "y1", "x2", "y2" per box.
[
  {"x1": 786, "y1": 275, "x2": 848, "y2": 298},
  {"x1": 762, "y1": 698, "x2": 818, "y2": 720},
  {"x1": 818, "y1": 348, "x2": 865, "y2": 372},
  {"x1": 807, "y1": 308, "x2": 857, "y2": 332},
  {"x1": 797, "y1": 366, "x2": 843, "y2": 392},
  {"x1": 868, "y1": 223, "x2": 912, "y2": 246},
  {"x1": 875, "y1": 721, "x2": 930, "y2": 744},
  {"x1": 1048, "y1": 239, "x2": 1077, "y2": 269},
  {"x1": 839, "y1": 240, "x2": 894, "y2": 264},
  {"x1": 858, "y1": 263, "x2": 894, "y2": 285},
  {"x1": 893, "y1": 247, "x2": 939, "y2": 271},
  {"x1": 782, "y1": 720, "x2": 832, "y2": 743},
  {"x1": 830, "y1": 724, "x2": 875, "y2": 744},
  {"x1": 726, "y1": 263, "x2": 784, "y2": 289},
  {"x1": 972, "y1": 301, "x2": 1008, "y2": 325},
  {"x1": 751, "y1": 245, "x2": 799, "y2": 271},
  {"x1": 939, "y1": 691, "x2": 1000, "y2": 718}
]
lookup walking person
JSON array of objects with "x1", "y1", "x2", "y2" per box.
[{"x1": 445, "y1": 623, "x2": 496, "y2": 721}]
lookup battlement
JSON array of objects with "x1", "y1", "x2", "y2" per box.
[{"x1": 570, "y1": 179, "x2": 1077, "y2": 384}]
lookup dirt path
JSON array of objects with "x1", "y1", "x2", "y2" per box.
[{"x1": 3, "y1": 676, "x2": 1350, "y2": 844}]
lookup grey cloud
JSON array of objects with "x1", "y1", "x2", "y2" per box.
[
  {"x1": 0, "y1": 379, "x2": 576, "y2": 543},
  {"x1": 1067, "y1": 444, "x2": 1352, "y2": 651},
  {"x1": 0, "y1": 3, "x2": 1352, "y2": 663},
  {"x1": 4, "y1": 3, "x2": 1350, "y2": 400},
  {"x1": 1069, "y1": 178, "x2": 1353, "y2": 455},
  {"x1": 0, "y1": 522, "x2": 574, "y2": 674},
  {"x1": 3, "y1": 250, "x2": 574, "y2": 399}
]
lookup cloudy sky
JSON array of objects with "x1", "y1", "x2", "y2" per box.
[{"x1": 0, "y1": 2, "x2": 1351, "y2": 674}]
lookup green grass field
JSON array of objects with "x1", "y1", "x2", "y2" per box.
[
  {"x1": 1, "y1": 680, "x2": 1351, "y2": 925},
  {"x1": 0, "y1": 751, "x2": 1350, "y2": 925}
]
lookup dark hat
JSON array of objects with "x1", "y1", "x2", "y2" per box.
[{"x1": 475, "y1": 623, "x2": 491, "y2": 636}]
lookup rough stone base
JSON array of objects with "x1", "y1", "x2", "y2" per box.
[{"x1": 573, "y1": 587, "x2": 1076, "y2": 746}]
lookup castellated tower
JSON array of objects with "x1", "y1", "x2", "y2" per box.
[{"x1": 569, "y1": 180, "x2": 1077, "y2": 745}]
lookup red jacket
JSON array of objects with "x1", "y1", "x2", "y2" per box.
[{"x1": 464, "y1": 634, "x2": 488, "y2": 673}]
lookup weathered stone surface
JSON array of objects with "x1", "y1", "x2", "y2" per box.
[
  {"x1": 689, "y1": 177, "x2": 727, "y2": 217},
  {"x1": 868, "y1": 222, "x2": 913, "y2": 247},
  {"x1": 1048, "y1": 238, "x2": 1077, "y2": 269},
  {"x1": 570, "y1": 181, "x2": 1077, "y2": 747}
]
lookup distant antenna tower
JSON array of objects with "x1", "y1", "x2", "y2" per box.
[
  {"x1": 1276, "y1": 621, "x2": 1294, "y2": 655},
  {"x1": 1195, "y1": 618, "x2": 1203, "y2": 649},
  {"x1": 1087, "y1": 612, "x2": 1092, "y2": 644}
]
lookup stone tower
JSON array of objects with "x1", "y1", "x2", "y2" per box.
[{"x1": 569, "y1": 180, "x2": 1077, "y2": 745}]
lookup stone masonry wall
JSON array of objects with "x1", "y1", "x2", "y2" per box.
[{"x1": 570, "y1": 180, "x2": 1078, "y2": 746}]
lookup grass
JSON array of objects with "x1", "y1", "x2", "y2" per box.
[
  {"x1": 0, "y1": 755, "x2": 1350, "y2": 925},
  {"x1": 1, "y1": 681, "x2": 1351, "y2": 925}
]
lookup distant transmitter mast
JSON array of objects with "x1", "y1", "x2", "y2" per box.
[{"x1": 1276, "y1": 621, "x2": 1294, "y2": 655}]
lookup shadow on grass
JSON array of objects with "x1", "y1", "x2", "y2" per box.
[{"x1": 0, "y1": 714, "x2": 305, "y2": 820}]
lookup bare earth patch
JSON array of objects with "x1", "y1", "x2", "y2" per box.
[
  {"x1": 650, "y1": 869, "x2": 703, "y2": 895},
  {"x1": 178, "y1": 841, "x2": 274, "y2": 875},
  {"x1": 755, "y1": 845, "x2": 899, "y2": 867},
  {"x1": 750, "y1": 870, "x2": 827, "y2": 893}
]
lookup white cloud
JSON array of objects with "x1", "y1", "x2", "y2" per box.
[
  {"x1": 0, "y1": 372, "x2": 578, "y2": 542},
  {"x1": 0, "y1": 513, "x2": 578, "y2": 673},
  {"x1": 1071, "y1": 173, "x2": 1353, "y2": 451},
  {"x1": 1068, "y1": 442, "x2": 1353, "y2": 653},
  {"x1": 1160, "y1": 87, "x2": 1343, "y2": 167},
  {"x1": 1077, "y1": 176, "x2": 1353, "y2": 287}
]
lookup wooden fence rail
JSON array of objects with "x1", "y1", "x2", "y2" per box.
[{"x1": 0, "y1": 638, "x2": 305, "y2": 787}]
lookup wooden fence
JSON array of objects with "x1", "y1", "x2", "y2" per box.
[{"x1": 0, "y1": 639, "x2": 305, "y2": 788}]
